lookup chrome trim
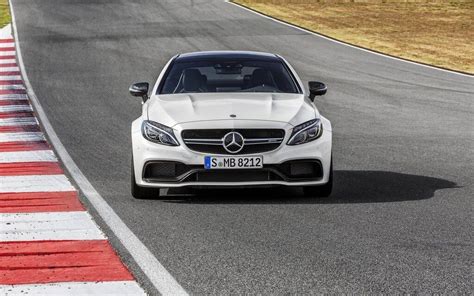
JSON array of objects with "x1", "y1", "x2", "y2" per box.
[
  {"x1": 184, "y1": 138, "x2": 223, "y2": 142},
  {"x1": 222, "y1": 131, "x2": 245, "y2": 154},
  {"x1": 183, "y1": 137, "x2": 284, "y2": 146},
  {"x1": 244, "y1": 138, "x2": 283, "y2": 145},
  {"x1": 184, "y1": 139, "x2": 223, "y2": 145},
  {"x1": 183, "y1": 141, "x2": 223, "y2": 145}
]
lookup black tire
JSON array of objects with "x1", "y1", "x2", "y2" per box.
[
  {"x1": 303, "y1": 160, "x2": 333, "y2": 198},
  {"x1": 131, "y1": 158, "x2": 161, "y2": 199}
]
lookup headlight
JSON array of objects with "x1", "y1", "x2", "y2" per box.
[
  {"x1": 287, "y1": 119, "x2": 323, "y2": 145},
  {"x1": 142, "y1": 120, "x2": 179, "y2": 146}
]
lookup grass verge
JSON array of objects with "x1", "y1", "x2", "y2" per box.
[
  {"x1": 0, "y1": 0, "x2": 10, "y2": 28},
  {"x1": 233, "y1": 0, "x2": 473, "y2": 74}
]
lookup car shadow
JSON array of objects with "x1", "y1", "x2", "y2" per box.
[{"x1": 159, "y1": 170, "x2": 459, "y2": 204}]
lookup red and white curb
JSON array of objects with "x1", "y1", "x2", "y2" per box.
[{"x1": 0, "y1": 25, "x2": 145, "y2": 295}]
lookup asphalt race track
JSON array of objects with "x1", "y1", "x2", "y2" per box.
[{"x1": 11, "y1": 0, "x2": 473, "y2": 294}]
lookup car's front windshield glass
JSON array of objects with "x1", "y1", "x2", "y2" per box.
[{"x1": 159, "y1": 59, "x2": 299, "y2": 94}]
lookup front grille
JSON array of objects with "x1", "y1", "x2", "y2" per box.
[
  {"x1": 181, "y1": 129, "x2": 285, "y2": 155},
  {"x1": 182, "y1": 129, "x2": 285, "y2": 139}
]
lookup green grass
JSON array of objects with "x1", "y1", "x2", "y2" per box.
[{"x1": 0, "y1": 0, "x2": 10, "y2": 28}]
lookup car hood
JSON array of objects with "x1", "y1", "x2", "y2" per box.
[{"x1": 146, "y1": 93, "x2": 317, "y2": 127}]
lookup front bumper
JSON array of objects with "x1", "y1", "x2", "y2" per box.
[{"x1": 132, "y1": 118, "x2": 332, "y2": 188}]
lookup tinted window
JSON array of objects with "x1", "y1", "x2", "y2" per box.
[{"x1": 159, "y1": 59, "x2": 299, "y2": 94}]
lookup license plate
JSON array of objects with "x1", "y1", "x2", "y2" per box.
[{"x1": 204, "y1": 156, "x2": 263, "y2": 169}]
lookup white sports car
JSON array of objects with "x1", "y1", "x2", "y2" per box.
[{"x1": 130, "y1": 51, "x2": 332, "y2": 199}]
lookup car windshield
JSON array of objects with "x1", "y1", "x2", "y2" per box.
[{"x1": 159, "y1": 59, "x2": 300, "y2": 94}]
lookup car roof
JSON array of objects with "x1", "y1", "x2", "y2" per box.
[{"x1": 175, "y1": 51, "x2": 281, "y2": 62}]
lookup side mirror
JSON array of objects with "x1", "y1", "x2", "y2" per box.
[
  {"x1": 129, "y1": 82, "x2": 149, "y2": 102},
  {"x1": 308, "y1": 81, "x2": 327, "y2": 100}
]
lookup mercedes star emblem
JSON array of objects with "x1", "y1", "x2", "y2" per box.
[{"x1": 222, "y1": 131, "x2": 244, "y2": 154}]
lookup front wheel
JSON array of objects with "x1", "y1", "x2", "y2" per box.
[
  {"x1": 131, "y1": 157, "x2": 161, "y2": 199},
  {"x1": 303, "y1": 160, "x2": 333, "y2": 197}
]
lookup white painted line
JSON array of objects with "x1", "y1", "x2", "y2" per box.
[
  {"x1": 0, "y1": 24, "x2": 12, "y2": 39},
  {"x1": 0, "y1": 67, "x2": 19, "y2": 72},
  {"x1": 0, "y1": 93, "x2": 27, "y2": 99},
  {"x1": 0, "y1": 117, "x2": 37, "y2": 126},
  {"x1": 0, "y1": 84, "x2": 25, "y2": 90},
  {"x1": 0, "y1": 24, "x2": 11, "y2": 38},
  {"x1": 0, "y1": 43, "x2": 14, "y2": 48},
  {"x1": 227, "y1": 1, "x2": 473, "y2": 78},
  {"x1": 0, "y1": 174, "x2": 74, "y2": 193},
  {"x1": 0, "y1": 132, "x2": 44, "y2": 143},
  {"x1": 0, "y1": 59, "x2": 16, "y2": 64},
  {"x1": 0, "y1": 150, "x2": 57, "y2": 163},
  {"x1": 0, "y1": 51, "x2": 15, "y2": 56},
  {"x1": 0, "y1": 281, "x2": 146, "y2": 296},
  {"x1": 0, "y1": 211, "x2": 105, "y2": 241},
  {"x1": 0, "y1": 76, "x2": 22, "y2": 81},
  {"x1": 9, "y1": 1, "x2": 188, "y2": 293},
  {"x1": 0, "y1": 105, "x2": 31, "y2": 112}
]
